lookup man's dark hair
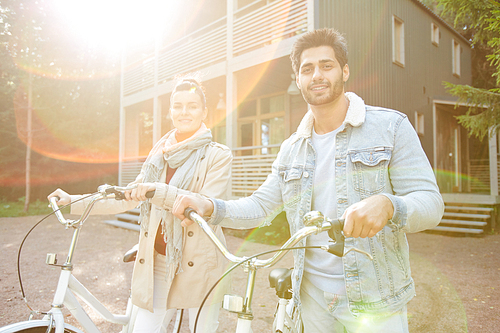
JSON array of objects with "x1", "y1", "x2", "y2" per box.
[{"x1": 290, "y1": 28, "x2": 348, "y2": 75}]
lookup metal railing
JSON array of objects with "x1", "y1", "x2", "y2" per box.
[
  {"x1": 119, "y1": 144, "x2": 279, "y2": 197},
  {"x1": 122, "y1": 0, "x2": 308, "y2": 97}
]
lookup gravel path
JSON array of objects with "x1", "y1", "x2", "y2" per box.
[{"x1": 1, "y1": 215, "x2": 498, "y2": 332}]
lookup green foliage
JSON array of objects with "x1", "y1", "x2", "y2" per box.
[
  {"x1": 224, "y1": 212, "x2": 291, "y2": 246},
  {"x1": 434, "y1": 0, "x2": 500, "y2": 139},
  {"x1": 0, "y1": 197, "x2": 53, "y2": 217},
  {"x1": 0, "y1": 0, "x2": 120, "y2": 199},
  {"x1": 445, "y1": 83, "x2": 500, "y2": 140}
]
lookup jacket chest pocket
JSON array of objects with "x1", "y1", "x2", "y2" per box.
[
  {"x1": 279, "y1": 167, "x2": 303, "y2": 207},
  {"x1": 350, "y1": 149, "x2": 391, "y2": 199}
]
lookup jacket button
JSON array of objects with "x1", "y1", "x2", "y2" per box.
[
  {"x1": 144, "y1": 232, "x2": 148, "y2": 237},
  {"x1": 139, "y1": 259, "x2": 145, "y2": 264},
  {"x1": 188, "y1": 261, "x2": 194, "y2": 267},
  {"x1": 303, "y1": 171, "x2": 309, "y2": 178},
  {"x1": 188, "y1": 231, "x2": 194, "y2": 237}
]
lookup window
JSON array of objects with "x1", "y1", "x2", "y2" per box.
[
  {"x1": 415, "y1": 111, "x2": 424, "y2": 136},
  {"x1": 431, "y1": 23, "x2": 439, "y2": 46},
  {"x1": 452, "y1": 39, "x2": 461, "y2": 77},
  {"x1": 237, "y1": 94, "x2": 285, "y2": 155},
  {"x1": 392, "y1": 16, "x2": 405, "y2": 67}
]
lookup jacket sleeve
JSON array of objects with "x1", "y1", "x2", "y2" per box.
[
  {"x1": 381, "y1": 116, "x2": 444, "y2": 233},
  {"x1": 210, "y1": 151, "x2": 285, "y2": 229},
  {"x1": 149, "y1": 145, "x2": 233, "y2": 209}
]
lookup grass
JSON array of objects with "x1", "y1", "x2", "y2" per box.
[{"x1": 0, "y1": 197, "x2": 63, "y2": 217}]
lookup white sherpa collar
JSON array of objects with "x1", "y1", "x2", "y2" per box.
[{"x1": 294, "y1": 92, "x2": 366, "y2": 140}]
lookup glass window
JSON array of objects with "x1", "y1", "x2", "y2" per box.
[
  {"x1": 238, "y1": 100, "x2": 257, "y2": 118},
  {"x1": 431, "y1": 23, "x2": 440, "y2": 46},
  {"x1": 392, "y1": 16, "x2": 405, "y2": 67},
  {"x1": 452, "y1": 39, "x2": 461, "y2": 77}
]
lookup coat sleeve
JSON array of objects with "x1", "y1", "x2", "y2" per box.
[
  {"x1": 149, "y1": 145, "x2": 233, "y2": 209},
  {"x1": 381, "y1": 116, "x2": 444, "y2": 233},
  {"x1": 210, "y1": 149, "x2": 285, "y2": 229}
]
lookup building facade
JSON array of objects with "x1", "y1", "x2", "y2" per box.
[{"x1": 118, "y1": 0, "x2": 498, "y2": 232}]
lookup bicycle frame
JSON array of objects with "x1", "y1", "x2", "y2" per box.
[
  {"x1": 186, "y1": 209, "x2": 338, "y2": 333},
  {"x1": 0, "y1": 186, "x2": 139, "y2": 333},
  {"x1": 44, "y1": 194, "x2": 135, "y2": 333}
]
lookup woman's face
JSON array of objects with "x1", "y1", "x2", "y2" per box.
[{"x1": 170, "y1": 90, "x2": 207, "y2": 135}]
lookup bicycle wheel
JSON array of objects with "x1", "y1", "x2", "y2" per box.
[
  {"x1": 165, "y1": 309, "x2": 183, "y2": 333},
  {"x1": 0, "y1": 320, "x2": 82, "y2": 333}
]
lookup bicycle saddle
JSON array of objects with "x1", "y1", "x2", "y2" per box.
[
  {"x1": 123, "y1": 244, "x2": 138, "y2": 262},
  {"x1": 269, "y1": 268, "x2": 293, "y2": 299}
]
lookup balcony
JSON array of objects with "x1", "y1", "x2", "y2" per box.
[{"x1": 122, "y1": 0, "x2": 308, "y2": 97}]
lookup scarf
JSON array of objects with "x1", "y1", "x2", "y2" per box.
[{"x1": 139, "y1": 124, "x2": 212, "y2": 281}]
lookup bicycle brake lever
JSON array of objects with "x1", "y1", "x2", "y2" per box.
[{"x1": 326, "y1": 218, "x2": 345, "y2": 256}]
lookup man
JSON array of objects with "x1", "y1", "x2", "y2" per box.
[{"x1": 172, "y1": 28, "x2": 444, "y2": 332}]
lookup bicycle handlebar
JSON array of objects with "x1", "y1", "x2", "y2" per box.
[
  {"x1": 49, "y1": 184, "x2": 155, "y2": 227},
  {"x1": 184, "y1": 208, "x2": 345, "y2": 268}
]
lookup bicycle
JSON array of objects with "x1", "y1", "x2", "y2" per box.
[
  {"x1": 183, "y1": 208, "x2": 373, "y2": 333},
  {"x1": 0, "y1": 184, "x2": 183, "y2": 333}
]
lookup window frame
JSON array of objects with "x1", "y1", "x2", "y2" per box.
[
  {"x1": 452, "y1": 39, "x2": 461, "y2": 77},
  {"x1": 392, "y1": 15, "x2": 405, "y2": 67},
  {"x1": 431, "y1": 22, "x2": 440, "y2": 46}
]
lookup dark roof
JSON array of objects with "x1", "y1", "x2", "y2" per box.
[{"x1": 411, "y1": 0, "x2": 471, "y2": 45}]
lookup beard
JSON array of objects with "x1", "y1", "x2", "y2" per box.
[{"x1": 300, "y1": 74, "x2": 344, "y2": 106}]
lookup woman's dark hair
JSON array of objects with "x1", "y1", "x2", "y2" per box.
[
  {"x1": 171, "y1": 78, "x2": 207, "y2": 109},
  {"x1": 290, "y1": 28, "x2": 348, "y2": 75}
]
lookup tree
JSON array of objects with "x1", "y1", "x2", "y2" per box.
[
  {"x1": 0, "y1": 0, "x2": 121, "y2": 205},
  {"x1": 434, "y1": 0, "x2": 500, "y2": 140}
]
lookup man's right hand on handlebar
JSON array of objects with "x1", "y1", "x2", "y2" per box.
[
  {"x1": 172, "y1": 194, "x2": 214, "y2": 227},
  {"x1": 47, "y1": 188, "x2": 72, "y2": 206}
]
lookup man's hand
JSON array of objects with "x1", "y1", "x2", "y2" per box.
[
  {"x1": 172, "y1": 194, "x2": 214, "y2": 227},
  {"x1": 125, "y1": 183, "x2": 156, "y2": 201},
  {"x1": 47, "y1": 188, "x2": 71, "y2": 206},
  {"x1": 342, "y1": 195, "x2": 394, "y2": 238}
]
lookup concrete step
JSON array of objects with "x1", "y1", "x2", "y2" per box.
[
  {"x1": 439, "y1": 219, "x2": 488, "y2": 227},
  {"x1": 115, "y1": 213, "x2": 140, "y2": 223},
  {"x1": 103, "y1": 220, "x2": 140, "y2": 231},
  {"x1": 442, "y1": 212, "x2": 490, "y2": 220},
  {"x1": 445, "y1": 205, "x2": 493, "y2": 212},
  {"x1": 432, "y1": 225, "x2": 483, "y2": 234}
]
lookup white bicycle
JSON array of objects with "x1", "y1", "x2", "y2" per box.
[
  {"x1": 0, "y1": 184, "x2": 183, "y2": 333},
  {"x1": 183, "y1": 208, "x2": 371, "y2": 333}
]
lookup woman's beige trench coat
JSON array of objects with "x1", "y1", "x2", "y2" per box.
[{"x1": 70, "y1": 141, "x2": 232, "y2": 312}]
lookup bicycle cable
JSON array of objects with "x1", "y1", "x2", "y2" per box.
[
  {"x1": 193, "y1": 245, "x2": 325, "y2": 333},
  {"x1": 16, "y1": 193, "x2": 97, "y2": 315}
]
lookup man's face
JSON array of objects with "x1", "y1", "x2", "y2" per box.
[{"x1": 296, "y1": 45, "x2": 349, "y2": 106}]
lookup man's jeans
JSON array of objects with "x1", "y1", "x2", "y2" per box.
[{"x1": 300, "y1": 276, "x2": 409, "y2": 333}]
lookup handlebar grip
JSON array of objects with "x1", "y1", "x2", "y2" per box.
[
  {"x1": 145, "y1": 190, "x2": 155, "y2": 199},
  {"x1": 184, "y1": 207, "x2": 197, "y2": 220}
]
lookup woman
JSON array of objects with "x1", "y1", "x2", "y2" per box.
[{"x1": 48, "y1": 78, "x2": 232, "y2": 333}]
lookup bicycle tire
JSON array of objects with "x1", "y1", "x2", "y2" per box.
[
  {"x1": 0, "y1": 320, "x2": 83, "y2": 333},
  {"x1": 167, "y1": 309, "x2": 183, "y2": 333}
]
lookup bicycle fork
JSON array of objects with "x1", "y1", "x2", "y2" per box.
[{"x1": 223, "y1": 263, "x2": 257, "y2": 333}]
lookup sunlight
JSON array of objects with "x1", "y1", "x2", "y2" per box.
[{"x1": 53, "y1": 0, "x2": 178, "y2": 54}]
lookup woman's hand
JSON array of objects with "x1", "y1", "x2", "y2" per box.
[
  {"x1": 125, "y1": 183, "x2": 157, "y2": 201},
  {"x1": 47, "y1": 189, "x2": 72, "y2": 206}
]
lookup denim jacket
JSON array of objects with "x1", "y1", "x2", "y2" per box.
[{"x1": 212, "y1": 92, "x2": 444, "y2": 316}]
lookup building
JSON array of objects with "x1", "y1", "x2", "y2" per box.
[{"x1": 118, "y1": 0, "x2": 497, "y2": 233}]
